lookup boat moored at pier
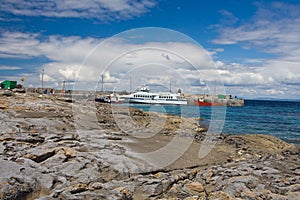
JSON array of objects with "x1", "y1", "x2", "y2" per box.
[
  {"x1": 122, "y1": 87, "x2": 187, "y2": 105},
  {"x1": 194, "y1": 98, "x2": 223, "y2": 106}
]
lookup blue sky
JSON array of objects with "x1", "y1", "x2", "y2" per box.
[{"x1": 0, "y1": 0, "x2": 299, "y2": 99}]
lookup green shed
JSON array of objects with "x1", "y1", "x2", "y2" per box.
[
  {"x1": 218, "y1": 94, "x2": 226, "y2": 99},
  {"x1": 1, "y1": 80, "x2": 17, "y2": 89}
]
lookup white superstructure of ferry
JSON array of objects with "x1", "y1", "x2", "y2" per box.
[{"x1": 122, "y1": 87, "x2": 187, "y2": 105}]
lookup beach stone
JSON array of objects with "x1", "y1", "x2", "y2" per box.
[
  {"x1": 89, "y1": 182, "x2": 103, "y2": 190},
  {"x1": 24, "y1": 148, "x2": 56, "y2": 163},
  {"x1": 74, "y1": 165, "x2": 103, "y2": 183},
  {"x1": 228, "y1": 175, "x2": 258, "y2": 184},
  {"x1": 161, "y1": 179, "x2": 172, "y2": 191},
  {"x1": 24, "y1": 150, "x2": 55, "y2": 163},
  {"x1": 286, "y1": 191, "x2": 300, "y2": 200},
  {"x1": 255, "y1": 183, "x2": 265, "y2": 191},
  {"x1": 56, "y1": 147, "x2": 76, "y2": 157},
  {"x1": 0, "y1": 161, "x2": 37, "y2": 200},
  {"x1": 208, "y1": 191, "x2": 231, "y2": 199},
  {"x1": 183, "y1": 197, "x2": 204, "y2": 200},
  {"x1": 295, "y1": 168, "x2": 300, "y2": 175},
  {"x1": 168, "y1": 183, "x2": 188, "y2": 199},
  {"x1": 0, "y1": 160, "x2": 23, "y2": 179},
  {"x1": 35, "y1": 196, "x2": 56, "y2": 200},
  {"x1": 184, "y1": 181, "x2": 204, "y2": 195},
  {"x1": 224, "y1": 182, "x2": 248, "y2": 197},
  {"x1": 285, "y1": 183, "x2": 300, "y2": 192},
  {"x1": 114, "y1": 187, "x2": 133, "y2": 200},
  {"x1": 59, "y1": 159, "x2": 85, "y2": 177},
  {"x1": 241, "y1": 190, "x2": 260, "y2": 199},
  {"x1": 261, "y1": 166, "x2": 279, "y2": 174},
  {"x1": 34, "y1": 173, "x2": 55, "y2": 190},
  {"x1": 0, "y1": 179, "x2": 34, "y2": 200},
  {"x1": 39, "y1": 153, "x2": 69, "y2": 171},
  {"x1": 203, "y1": 169, "x2": 214, "y2": 183},
  {"x1": 0, "y1": 103, "x2": 7, "y2": 109},
  {"x1": 194, "y1": 127, "x2": 207, "y2": 133},
  {"x1": 137, "y1": 178, "x2": 164, "y2": 197},
  {"x1": 67, "y1": 183, "x2": 88, "y2": 194},
  {"x1": 0, "y1": 142, "x2": 5, "y2": 154}
]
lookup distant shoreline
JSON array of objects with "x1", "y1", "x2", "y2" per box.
[{"x1": 245, "y1": 98, "x2": 300, "y2": 103}]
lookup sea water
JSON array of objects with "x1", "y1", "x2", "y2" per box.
[{"x1": 129, "y1": 100, "x2": 300, "y2": 145}]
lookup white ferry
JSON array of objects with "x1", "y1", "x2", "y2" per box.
[{"x1": 122, "y1": 87, "x2": 187, "y2": 105}]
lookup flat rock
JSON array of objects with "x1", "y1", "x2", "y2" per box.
[{"x1": 0, "y1": 160, "x2": 23, "y2": 179}]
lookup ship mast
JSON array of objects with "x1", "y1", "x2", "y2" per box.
[
  {"x1": 101, "y1": 74, "x2": 104, "y2": 93},
  {"x1": 214, "y1": 80, "x2": 216, "y2": 96}
]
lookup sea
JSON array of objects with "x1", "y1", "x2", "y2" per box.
[{"x1": 128, "y1": 100, "x2": 300, "y2": 145}]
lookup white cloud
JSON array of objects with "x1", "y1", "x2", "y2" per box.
[
  {"x1": 0, "y1": 26, "x2": 299, "y2": 98},
  {"x1": 0, "y1": 65, "x2": 22, "y2": 70},
  {"x1": 0, "y1": 30, "x2": 222, "y2": 93},
  {"x1": 266, "y1": 89, "x2": 284, "y2": 95},
  {"x1": 213, "y1": 3, "x2": 300, "y2": 57},
  {"x1": 218, "y1": 9, "x2": 239, "y2": 26},
  {"x1": 214, "y1": 3, "x2": 300, "y2": 55},
  {"x1": 40, "y1": 73, "x2": 55, "y2": 82},
  {"x1": 216, "y1": 62, "x2": 270, "y2": 86},
  {"x1": 42, "y1": 35, "x2": 99, "y2": 62},
  {"x1": 211, "y1": 2, "x2": 300, "y2": 99},
  {"x1": 260, "y1": 60, "x2": 300, "y2": 85},
  {"x1": 58, "y1": 66, "x2": 79, "y2": 80},
  {"x1": 0, "y1": 32, "x2": 41, "y2": 58},
  {"x1": 0, "y1": 0, "x2": 156, "y2": 21}
]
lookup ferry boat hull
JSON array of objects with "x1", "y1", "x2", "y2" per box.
[{"x1": 129, "y1": 98, "x2": 187, "y2": 105}]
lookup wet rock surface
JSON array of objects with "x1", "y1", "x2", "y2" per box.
[{"x1": 0, "y1": 93, "x2": 299, "y2": 199}]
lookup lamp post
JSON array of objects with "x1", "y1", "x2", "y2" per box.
[
  {"x1": 41, "y1": 69, "x2": 44, "y2": 93},
  {"x1": 62, "y1": 80, "x2": 66, "y2": 97}
]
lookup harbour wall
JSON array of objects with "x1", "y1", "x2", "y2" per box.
[{"x1": 185, "y1": 94, "x2": 244, "y2": 107}]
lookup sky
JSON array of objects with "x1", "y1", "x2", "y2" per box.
[{"x1": 0, "y1": 0, "x2": 299, "y2": 99}]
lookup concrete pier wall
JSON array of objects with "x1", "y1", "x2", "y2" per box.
[{"x1": 185, "y1": 95, "x2": 244, "y2": 106}]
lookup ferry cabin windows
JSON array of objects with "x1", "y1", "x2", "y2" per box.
[
  {"x1": 133, "y1": 94, "x2": 174, "y2": 99},
  {"x1": 133, "y1": 94, "x2": 155, "y2": 98},
  {"x1": 158, "y1": 96, "x2": 173, "y2": 99}
]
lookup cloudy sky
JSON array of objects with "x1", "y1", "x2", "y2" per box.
[{"x1": 0, "y1": 0, "x2": 299, "y2": 99}]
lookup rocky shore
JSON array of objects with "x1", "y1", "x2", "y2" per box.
[{"x1": 0, "y1": 93, "x2": 299, "y2": 199}]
